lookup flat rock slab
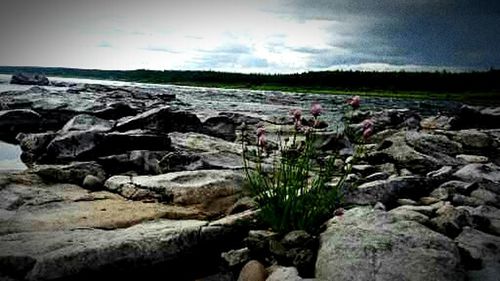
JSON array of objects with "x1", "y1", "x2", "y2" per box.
[
  {"x1": 0, "y1": 219, "x2": 208, "y2": 280},
  {"x1": 316, "y1": 206, "x2": 465, "y2": 281},
  {"x1": 105, "y1": 169, "x2": 244, "y2": 218},
  {"x1": 0, "y1": 174, "x2": 203, "y2": 235}
]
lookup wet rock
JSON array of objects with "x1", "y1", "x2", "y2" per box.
[
  {"x1": 33, "y1": 161, "x2": 105, "y2": 185},
  {"x1": 10, "y1": 73, "x2": 49, "y2": 86},
  {"x1": 316, "y1": 207, "x2": 464, "y2": 281}
]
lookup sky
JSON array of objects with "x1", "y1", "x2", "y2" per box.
[{"x1": 0, "y1": 0, "x2": 499, "y2": 73}]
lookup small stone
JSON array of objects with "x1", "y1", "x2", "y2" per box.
[
  {"x1": 365, "y1": 172, "x2": 390, "y2": 181},
  {"x1": 399, "y1": 168, "x2": 413, "y2": 176},
  {"x1": 390, "y1": 205, "x2": 435, "y2": 217},
  {"x1": 426, "y1": 166, "x2": 454, "y2": 181},
  {"x1": 452, "y1": 194, "x2": 484, "y2": 207},
  {"x1": 419, "y1": 197, "x2": 441, "y2": 205},
  {"x1": 82, "y1": 175, "x2": 104, "y2": 190},
  {"x1": 266, "y1": 266, "x2": 302, "y2": 281},
  {"x1": 281, "y1": 230, "x2": 314, "y2": 249},
  {"x1": 470, "y1": 189, "x2": 500, "y2": 207},
  {"x1": 245, "y1": 230, "x2": 278, "y2": 257},
  {"x1": 431, "y1": 205, "x2": 473, "y2": 238},
  {"x1": 430, "y1": 187, "x2": 449, "y2": 200},
  {"x1": 456, "y1": 154, "x2": 489, "y2": 163},
  {"x1": 389, "y1": 208, "x2": 430, "y2": 224},
  {"x1": 221, "y1": 247, "x2": 250, "y2": 267},
  {"x1": 227, "y1": 196, "x2": 257, "y2": 215},
  {"x1": 397, "y1": 198, "x2": 418, "y2": 206},
  {"x1": 374, "y1": 202, "x2": 386, "y2": 211},
  {"x1": 237, "y1": 260, "x2": 267, "y2": 281}
]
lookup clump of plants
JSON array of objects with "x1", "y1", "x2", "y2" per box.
[{"x1": 242, "y1": 101, "x2": 363, "y2": 234}]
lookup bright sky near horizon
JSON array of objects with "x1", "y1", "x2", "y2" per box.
[{"x1": 0, "y1": 0, "x2": 499, "y2": 73}]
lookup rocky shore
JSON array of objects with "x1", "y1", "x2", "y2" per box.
[{"x1": 0, "y1": 74, "x2": 499, "y2": 280}]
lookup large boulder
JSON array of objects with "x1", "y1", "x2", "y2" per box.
[
  {"x1": 104, "y1": 170, "x2": 244, "y2": 218},
  {"x1": 33, "y1": 161, "x2": 106, "y2": 185},
  {"x1": 10, "y1": 73, "x2": 49, "y2": 86},
  {"x1": 453, "y1": 163, "x2": 500, "y2": 183},
  {"x1": 44, "y1": 129, "x2": 171, "y2": 162},
  {"x1": 59, "y1": 114, "x2": 114, "y2": 133},
  {"x1": 316, "y1": 207, "x2": 465, "y2": 281},
  {"x1": 345, "y1": 176, "x2": 430, "y2": 207},
  {"x1": 451, "y1": 105, "x2": 500, "y2": 129},
  {"x1": 115, "y1": 106, "x2": 202, "y2": 133},
  {"x1": 455, "y1": 227, "x2": 500, "y2": 281},
  {"x1": 0, "y1": 110, "x2": 42, "y2": 140}
]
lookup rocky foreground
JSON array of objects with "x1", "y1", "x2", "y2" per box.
[{"x1": 1, "y1": 75, "x2": 500, "y2": 280}]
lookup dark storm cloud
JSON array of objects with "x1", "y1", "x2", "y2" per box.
[
  {"x1": 275, "y1": 0, "x2": 500, "y2": 69},
  {"x1": 0, "y1": 0, "x2": 498, "y2": 71}
]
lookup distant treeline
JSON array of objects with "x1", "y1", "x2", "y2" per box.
[{"x1": 1, "y1": 66, "x2": 499, "y2": 93}]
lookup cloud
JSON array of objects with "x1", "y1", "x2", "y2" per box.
[{"x1": 0, "y1": 0, "x2": 498, "y2": 72}]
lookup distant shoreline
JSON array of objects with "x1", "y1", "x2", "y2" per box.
[{"x1": 1, "y1": 65, "x2": 499, "y2": 105}]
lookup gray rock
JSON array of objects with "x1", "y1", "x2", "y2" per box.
[
  {"x1": 470, "y1": 205, "x2": 500, "y2": 235},
  {"x1": 60, "y1": 114, "x2": 114, "y2": 133},
  {"x1": 16, "y1": 132, "x2": 57, "y2": 164},
  {"x1": 456, "y1": 154, "x2": 489, "y2": 163},
  {"x1": 451, "y1": 105, "x2": 500, "y2": 129},
  {"x1": 10, "y1": 73, "x2": 49, "y2": 86},
  {"x1": 0, "y1": 219, "x2": 208, "y2": 280},
  {"x1": 420, "y1": 115, "x2": 453, "y2": 130},
  {"x1": 99, "y1": 150, "x2": 169, "y2": 175},
  {"x1": 396, "y1": 198, "x2": 418, "y2": 206},
  {"x1": 221, "y1": 247, "x2": 250, "y2": 267},
  {"x1": 227, "y1": 196, "x2": 257, "y2": 215},
  {"x1": 104, "y1": 170, "x2": 244, "y2": 218},
  {"x1": 426, "y1": 166, "x2": 454, "y2": 182},
  {"x1": 389, "y1": 208, "x2": 430, "y2": 224},
  {"x1": 281, "y1": 230, "x2": 314, "y2": 249},
  {"x1": 44, "y1": 129, "x2": 171, "y2": 162},
  {"x1": 453, "y1": 163, "x2": 500, "y2": 183},
  {"x1": 82, "y1": 175, "x2": 104, "y2": 190},
  {"x1": 33, "y1": 161, "x2": 105, "y2": 185},
  {"x1": 455, "y1": 227, "x2": 500, "y2": 281},
  {"x1": 470, "y1": 189, "x2": 500, "y2": 207},
  {"x1": 345, "y1": 176, "x2": 430, "y2": 206},
  {"x1": 245, "y1": 230, "x2": 278, "y2": 257},
  {"x1": 406, "y1": 131, "x2": 463, "y2": 156},
  {"x1": 452, "y1": 194, "x2": 485, "y2": 207},
  {"x1": 237, "y1": 260, "x2": 267, "y2": 281},
  {"x1": 316, "y1": 207, "x2": 464, "y2": 281},
  {"x1": 364, "y1": 171, "x2": 390, "y2": 181},
  {"x1": 266, "y1": 266, "x2": 302, "y2": 281},
  {"x1": 0, "y1": 109, "x2": 42, "y2": 139},
  {"x1": 115, "y1": 106, "x2": 202, "y2": 133},
  {"x1": 452, "y1": 129, "x2": 493, "y2": 149},
  {"x1": 431, "y1": 204, "x2": 473, "y2": 238}
]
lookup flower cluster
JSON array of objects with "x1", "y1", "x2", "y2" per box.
[
  {"x1": 361, "y1": 118, "x2": 374, "y2": 140},
  {"x1": 346, "y1": 95, "x2": 360, "y2": 109},
  {"x1": 256, "y1": 125, "x2": 266, "y2": 148}
]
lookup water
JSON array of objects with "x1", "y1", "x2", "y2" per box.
[{"x1": 0, "y1": 141, "x2": 26, "y2": 171}]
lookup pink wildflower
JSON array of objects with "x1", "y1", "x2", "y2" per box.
[
  {"x1": 361, "y1": 118, "x2": 374, "y2": 130},
  {"x1": 256, "y1": 127, "x2": 266, "y2": 137},
  {"x1": 363, "y1": 127, "x2": 373, "y2": 140},
  {"x1": 346, "y1": 96, "x2": 361, "y2": 109},
  {"x1": 290, "y1": 108, "x2": 302, "y2": 122},
  {"x1": 258, "y1": 134, "x2": 267, "y2": 148},
  {"x1": 310, "y1": 103, "x2": 323, "y2": 118}
]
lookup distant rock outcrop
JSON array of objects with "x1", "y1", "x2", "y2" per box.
[{"x1": 10, "y1": 73, "x2": 50, "y2": 86}]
